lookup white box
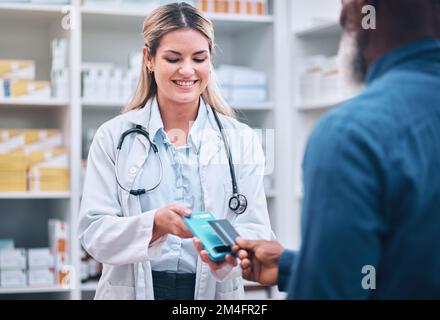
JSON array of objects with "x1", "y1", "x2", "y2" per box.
[
  {"x1": 28, "y1": 269, "x2": 55, "y2": 287},
  {"x1": 28, "y1": 248, "x2": 54, "y2": 269},
  {"x1": 0, "y1": 269, "x2": 27, "y2": 288},
  {"x1": 0, "y1": 249, "x2": 26, "y2": 270}
]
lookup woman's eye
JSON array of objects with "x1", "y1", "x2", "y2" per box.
[
  {"x1": 193, "y1": 58, "x2": 206, "y2": 63},
  {"x1": 166, "y1": 58, "x2": 179, "y2": 63}
]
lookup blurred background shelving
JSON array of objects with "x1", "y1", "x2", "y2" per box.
[{"x1": 0, "y1": 0, "x2": 284, "y2": 300}]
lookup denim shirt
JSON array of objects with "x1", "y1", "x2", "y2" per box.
[
  {"x1": 279, "y1": 38, "x2": 440, "y2": 299},
  {"x1": 138, "y1": 98, "x2": 208, "y2": 273}
]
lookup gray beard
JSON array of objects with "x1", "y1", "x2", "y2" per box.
[{"x1": 338, "y1": 30, "x2": 367, "y2": 92}]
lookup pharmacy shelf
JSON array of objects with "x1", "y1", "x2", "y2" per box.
[
  {"x1": 0, "y1": 192, "x2": 71, "y2": 199},
  {"x1": 294, "y1": 21, "x2": 341, "y2": 38},
  {"x1": 0, "y1": 3, "x2": 70, "y2": 26},
  {"x1": 0, "y1": 286, "x2": 70, "y2": 294},
  {"x1": 81, "y1": 6, "x2": 273, "y2": 33},
  {"x1": 80, "y1": 281, "x2": 98, "y2": 292},
  {"x1": 0, "y1": 98, "x2": 70, "y2": 108}
]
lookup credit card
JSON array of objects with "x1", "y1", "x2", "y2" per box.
[{"x1": 207, "y1": 219, "x2": 240, "y2": 246}]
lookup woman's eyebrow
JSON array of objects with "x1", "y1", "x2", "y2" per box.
[
  {"x1": 164, "y1": 50, "x2": 181, "y2": 55},
  {"x1": 193, "y1": 50, "x2": 208, "y2": 55},
  {"x1": 163, "y1": 50, "x2": 208, "y2": 55}
]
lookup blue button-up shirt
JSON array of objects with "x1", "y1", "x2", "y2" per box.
[
  {"x1": 138, "y1": 98, "x2": 208, "y2": 273},
  {"x1": 279, "y1": 38, "x2": 440, "y2": 299}
]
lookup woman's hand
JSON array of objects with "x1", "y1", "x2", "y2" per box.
[
  {"x1": 150, "y1": 204, "x2": 192, "y2": 244},
  {"x1": 193, "y1": 237, "x2": 238, "y2": 271}
]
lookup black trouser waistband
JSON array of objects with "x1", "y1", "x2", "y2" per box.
[{"x1": 152, "y1": 271, "x2": 196, "y2": 300}]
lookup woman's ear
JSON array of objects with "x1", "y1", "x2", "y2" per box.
[{"x1": 143, "y1": 47, "x2": 154, "y2": 71}]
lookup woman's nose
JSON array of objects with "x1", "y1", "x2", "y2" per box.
[{"x1": 178, "y1": 61, "x2": 195, "y2": 76}]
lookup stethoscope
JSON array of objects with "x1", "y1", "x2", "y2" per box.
[{"x1": 115, "y1": 108, "x2": 248, "y2": 215}]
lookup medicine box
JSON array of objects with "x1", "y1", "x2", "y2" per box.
[
  {"x1": 28, "y1": 248, "x2": 55, "y2": 269},
  {"x1": 0, "y1": 249, "x2": 27, "y2": 270}
]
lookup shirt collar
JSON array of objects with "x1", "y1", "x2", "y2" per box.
[
  {"x1": 366, "y1": 38, "x2": 440, "y2": 84},
  {"x1": 148, "y1": 96, "x2": 209, "y2": 153}
]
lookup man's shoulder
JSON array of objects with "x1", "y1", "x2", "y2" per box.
[{"x1": 312, "y1": 86, "x2": 400, "y2": 145}]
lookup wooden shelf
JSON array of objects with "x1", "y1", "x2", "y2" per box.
[{"x1": 0, "y1": 192, "x2": 70, "y2": 199}]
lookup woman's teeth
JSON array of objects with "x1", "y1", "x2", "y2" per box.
[{"x1": 174, "y1": 81, "x2": 196, "y2": 87}]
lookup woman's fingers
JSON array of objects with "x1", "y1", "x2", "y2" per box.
[{"x1": 169, "y1": 204, "x2": 192, "y2": 217}]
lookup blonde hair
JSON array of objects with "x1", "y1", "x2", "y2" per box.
[{"x1": 123, "y1": 2, "x2": 235, "y2": 117}]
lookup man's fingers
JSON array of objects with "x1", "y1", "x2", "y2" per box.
[
  {"x1": 238, "y1": 249, "x2": 248, "y2": 260},
  {"x1": 240, "y1": 258, "x2": 251, "y2": 270},
  {"x1": 236, "y1": 238, "x2": 260, "y2": 250}
]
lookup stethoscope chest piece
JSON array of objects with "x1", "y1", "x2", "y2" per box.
[{"x1": 229, "y1": 193, "x2": 247, "y2": 215}]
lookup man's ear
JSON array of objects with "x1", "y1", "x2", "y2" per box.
[{"x1": 340, "y1": 0, "x2": 366, "y2": 32}]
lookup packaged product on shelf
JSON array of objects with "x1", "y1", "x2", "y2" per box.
[
  {"x1": 255, "y1": 0, "x2": 267, "y2": 15},
  {"x1": 28, "y1": 147, "x2": 66, "y2": 166},
  {"x1": 48, "y1": 220, "x2": 68, "y2": 263},
  {"x1": 30, "y1": 0, "x2": 71, "y2": 5},
  {"x1": 48, "y1": 219, "x2": 70, "y2": 285},
  {"x1": 298, "y1": 55, "x2": 326, "y2": 106},
  {"x1": 83, "y1": 0, "x2": 120, "y2": 8},
  {"x1": 122, "y1": 0, "x2": 160, "y2": 11},
  {"x1": 81, "y1": 63, "x2": 113, "y2": 101},
  {"x1": 28, "y1": 268, "x2": 55, "y2": 287},
  {"x1": 0, "y1": 59, "x2": 35, "y2": 80},
  {"x1": 0, "y1": 249, "x2": 27, "y2": 270},
  {"x1": 0, "y1": 129, "x2": 63, "y2": 154},
  {"x1": 107, "y1": 68, "x2": 123, "y2": 101},
  {"x1": 0, "y1": 153, "x2": 27, "y2": 192},
  {"x1": 51, "y1": 68, "x2": 69, "y2": 99},
  {"x1": 216, "y1": 65, "x2": 268, "y2": 104},
  {"x1": 1, "y1": 79, "x2": 51, "y2": 100},
  {"x1": 320, "y1": 56, "x2": 344, "y2": 102},
  {"x1": 51, "y1": 38, "x2": 68, "y2": 71},
  {"x1": 0, "y1": 269, "x2": 27, "y2": 288},
  {"x1": 29, "y1": 153, "x2": 69, "y2": 192},
  {"x1": 28, "y1": 248, "x2": 55, "y2": 269}
]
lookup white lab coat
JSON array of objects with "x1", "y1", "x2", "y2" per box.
[{"x1": 78, "y1": 98, "x2": 272, "y2": 300}]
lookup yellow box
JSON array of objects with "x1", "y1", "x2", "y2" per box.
[
  {"x1": 3, "y1": 80, "x2": 51, "y2": 99},
  {"x1": 0, "y1": 60, "x2": 35, "y2": 80}
]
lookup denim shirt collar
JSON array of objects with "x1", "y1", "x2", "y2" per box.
[
  {"x1": 148, "y1": 96, "x2": 208, "y2": 154},
  {"x1": 366, "y1": 38, "x2": 440, "y2": 84}
]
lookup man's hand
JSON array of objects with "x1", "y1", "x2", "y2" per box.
[
  {"x1": 193, "y1": 238, "x2": 238, "y2": 271},
  {"x1": 236, "y1": 238, "x2": 284, "y2": 286}
]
